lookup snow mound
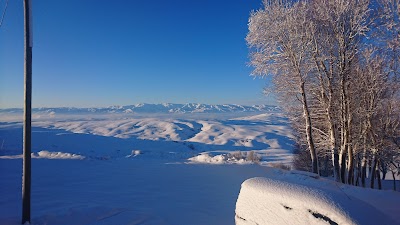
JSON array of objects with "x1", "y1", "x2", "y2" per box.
[
  {"x1": 126, "y1": 150, "x2": 141, "y2": 158},
  {"x1": 0, "y1": 151, "x2": 85, "y2": 160},
  {"x1": 187, "y1": 152, "x2": 258, "y2": 165},
  {"x1": 188, "y1": 153, "x2": 229, "y2": 164},
  {"x1": 34, "y1": 150, "x2": 85, "y2": 159},
  {"x1": 235, "y1": 174, "x2": 400, "y2": 225}
]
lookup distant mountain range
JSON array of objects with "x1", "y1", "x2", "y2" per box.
[{"x1": 0, "y1": 103, "x2": 279, "y2": 114}]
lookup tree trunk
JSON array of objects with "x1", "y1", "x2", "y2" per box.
[
  {"x1": 340, "y1": 151, "x2": 347, "y2": 183},
  {"x1": 339, "y1": 104, "x2": 348, "y2": 183},
  {"x1": 377, "y1": 169, "x2": 382, "y2": 190},
  {"x1": 370, "y1": 154, "x2": 377, "y2": 189},
  {"x1": 314, "y1": 53, "x2": 339, "y2": 182},
  {"x1": 328, "y1": 108, "x2": 340, "y2": 182},
  {"x1": 380, "y1": 161, "x2": 387, "y2": 180},
  {"x1": 339, "y1": 47, "x2": 350, "y2": 184},
  {"x1": 392, "y1": 171, "x2": 396, "y2": 191},
  {"x1": 361, "y1": 159, "x2": 367, "y2": 187},
  {"x1": 347, "y1": 146, "x2": 355, "y2": 185},
  {"x1": 324, "y1": 155, "x2": 329, "y2": 177},
  {"x1": 355, "y1": 154, "x2": 361, "y2": 186},
  {"x1": 361, "y1": 136, "x2": 368, "y2": 187},
  {"x1": 377, "y1": 160, "x2": 382, "y2": 190},
  {"x1": 300, "y1": 82, "x2": 319, "y2": 174},
  {"x1": 340, "y1": 119, "x2": 350, "y2": 183},
  {"x1": 346, "y1": 109, "x2": 354, "y2": 185},
  {"x1": 347, "y1": 148, "x2": 354, "y2": 185}
]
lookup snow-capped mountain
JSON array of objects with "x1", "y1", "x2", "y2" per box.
[{"x1": 0, "y1": 103, "x2": 279, "y2": 114}]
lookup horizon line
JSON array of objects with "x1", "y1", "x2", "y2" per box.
[{"x1": 0, "y1": 102, "x2": 278, "y2": 110}]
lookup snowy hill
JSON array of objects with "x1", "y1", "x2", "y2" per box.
[
  {"x1": 0, "y1": 112, "x2": 294, "y2": 165},
  {"x1": 0, "y1": 103, "x2": 279, "y2": 115}
]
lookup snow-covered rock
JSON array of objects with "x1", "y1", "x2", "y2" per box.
[{"x1": 235, "y1": 172, "x2": 400, "y2": 225}]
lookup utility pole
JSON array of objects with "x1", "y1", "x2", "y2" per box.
[{"x1": 22, "y1": 0, "x2": 32, "y2": 223}]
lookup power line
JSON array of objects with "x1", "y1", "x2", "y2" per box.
[{"x1": 0, "y1": 0, "x2": 9, "y2": 28}]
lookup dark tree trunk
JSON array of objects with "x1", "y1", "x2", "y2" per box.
[
  {"x1": 392, "y1": 171, "x2": 397, "y2": 191},
  {"x1": 370, "y1": 156, "x2": 377, "y2": 189},
  {"x1": 347, "y1": 148, "x2": 354, "y2": 185},
  {"x1": 376, "y1": 163, "x2": 382, "y2": 190},
  {"x1": 380, "y1": 161, "x2": 387, "y2": 180},
  {"x1": 340, "y1": 152, "x2": 347, "y2": 183},
  {"x1": 355, "y1": 154, "x2": 361, "y2": 186},
  {"x1": 361, "y1": 144, "x2": 368, "y2": 187}
]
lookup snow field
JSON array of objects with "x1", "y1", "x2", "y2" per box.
[
  {"x1": 0, "y1": 112, "x2": 294, "y2": 166},
  {"x1": 0, "y1": 158, "x2": 271, "y2": 224}
]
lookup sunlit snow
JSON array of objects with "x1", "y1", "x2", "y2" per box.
[{"x1": 0, "y1": 109, "x2": 398, "y2": 224}]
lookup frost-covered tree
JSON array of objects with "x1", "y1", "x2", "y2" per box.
[
  {"x1": 349, "y1": 49, "x2": 398, "y2": 187},
  {"x1": 308, "y1": 0, "x2": 373, "y2": 183},
  {"x1": 247, "y1": 0, "x2": 320, "y2": 174},
  {"x1": 247, "y1": 0, "x2": 400, "y2": 184}
]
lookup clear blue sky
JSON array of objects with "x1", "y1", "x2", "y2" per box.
[{"x1": 0, "y1": 0, "x2": 274, "y2": 108}]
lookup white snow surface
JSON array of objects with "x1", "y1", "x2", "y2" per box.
[
  {"x1": 0, "y1": 111, "x2": 398, "y2": 224},
  {"x1": 0, "y1": 112, "x2": 294, "y2": 166},
  {"x1": 236, "y1": 171, "x2": 400, "y2": 225}
]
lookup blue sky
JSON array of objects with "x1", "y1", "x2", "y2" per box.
[{"x1": 0, "y1": 0, "x2": 274, "y2": 108}]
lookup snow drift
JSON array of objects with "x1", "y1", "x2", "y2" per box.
[
  {"x1": 0, "y1": 150, "x2": 85, "y2": 160},
  {"x1": 235, "y1": 171, "x2": 400, "y2": 225},
  {"x1": 188, "y1": 151, "x2": 260, "y2": 165},
  {"x1": 34, "y1": 150, "x2": 85, "y2": 159}
]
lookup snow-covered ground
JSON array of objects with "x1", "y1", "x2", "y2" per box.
[
  {"x1": 0, "y1": 110, "x2": 398, "y2": 224},
  {"x1": 1, "y1": 157, "x2": 271, "y2": 224},
  {"x1": 0, "y1": 111, "x2": 294, "y2": 166},
  {"x1": 0, "y1": 111, "x2": 294, "y2": 224}
]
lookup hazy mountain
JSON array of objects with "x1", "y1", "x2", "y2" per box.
[{"x1": 0, "y1": 103, "x2": 279, "y2": 114}]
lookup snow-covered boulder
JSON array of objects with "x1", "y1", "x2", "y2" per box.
[{"x1": 235, "y1": 171, "x2": 400, "y2": 225}]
